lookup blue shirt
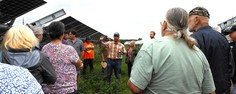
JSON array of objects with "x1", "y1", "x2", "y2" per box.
[
  {"x1": 191, "y1": 26, "x2": 231, "y2": 93},
  {"x1": 0, "y1": 63, "x2": 43, "y2": 93}
]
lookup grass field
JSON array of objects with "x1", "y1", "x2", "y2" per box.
[{"x1": 78, "y1": 45, "x2": 132, "y2": 94}]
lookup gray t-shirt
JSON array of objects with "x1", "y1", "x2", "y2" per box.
[
  {"x1": 130, "y1": 37, "x2": 215, "y2": 94},
  {"x1": 68, "y1": 38, "x2": 85, "y2": 56}
]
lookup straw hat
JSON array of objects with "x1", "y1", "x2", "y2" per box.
[{"x1": 101, "y1": 61, "x2": 107, "y2": 68}]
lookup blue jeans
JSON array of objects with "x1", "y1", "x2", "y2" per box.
[{"x1": 106, "y1": 59, "x2": 122, "y2": 83}]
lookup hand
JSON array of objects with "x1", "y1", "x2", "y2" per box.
[
  {"x1": 78, "y1": 63, "x2": 83, "y2": 70},
  {"x1": 77, "y1": 59, "x2": 83, "y2": 70},
  {"x1": 99, "y1": 36, "x2": 105, "y2": 41},
  {"x1": 119, "y1": 47, "x2": 124, "y2": 53}
]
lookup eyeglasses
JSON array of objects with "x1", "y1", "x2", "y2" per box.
[{"x1": 160, "y1": 20, "x2": 173, "y2": 32}]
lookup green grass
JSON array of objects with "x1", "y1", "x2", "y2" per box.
[{"x1": 78, "y1": 45, "x2": 132, "y2": 94}]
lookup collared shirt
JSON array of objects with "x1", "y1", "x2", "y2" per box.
[
  {"x1": 68, "y1": 38, "x2": 85, "y2": 56},
  {"x1": 191, "y1": 26, "x2": 231, "y2": 94},
  {"x1": 103, "y1": 41, "x2": 126, "y2": 59},
  {"x1": 42, "y1": 43, "x2": 79, "y2": 93},
  {"x1": 130, "y1": 37, "x2": 215, "y2": 94},
  {"x1": 0, "y1": 63, "x2": 43, "y2": 93}
]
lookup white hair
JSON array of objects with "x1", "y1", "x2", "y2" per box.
[
  {"x1": 31, "y1": 26, "x2": 43, "y2": 35},
  {"x1": 165, "y1": 7, "x2": 198, "y2": 49}
]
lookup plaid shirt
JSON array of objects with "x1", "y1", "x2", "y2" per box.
[{"x1": 104, "y1": 41, "x2": 126, "y2": 59}]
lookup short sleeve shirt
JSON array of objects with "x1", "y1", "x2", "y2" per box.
[
  {"x1": 130, "y1": 37, "x2": 215, "y2": 94},
  {"x1": 68, "y1": 38, "x2": 85, "y2": 56},
  {"x1": 104, "y1": 41, "x2": 126, "y2": 59},
  {"x1": 42, "y1": 42, "x2": 79, "y2": 93}
]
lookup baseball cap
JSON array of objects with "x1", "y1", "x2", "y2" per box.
[
  {"x1": 189, "y1": 7, "x2": 210, "y2": 18},
  {"x1": 114, "y1": 32, "x2": 120, "y2": 37}
]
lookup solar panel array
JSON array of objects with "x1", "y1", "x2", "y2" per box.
[{"x1": 0, "y1": 0, "x2": 46, "y2": 24}]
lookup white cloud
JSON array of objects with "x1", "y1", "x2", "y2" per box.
[{"x1": 13, "y1": 0, "x2": 236, "y2": 40}]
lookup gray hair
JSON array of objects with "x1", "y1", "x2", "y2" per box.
[
  {"x1": 31, "y1": 26, "x2": 43, "y2": 35},
  {"x1": 165, "y1": 7, "x2": 197, "y2": 49}
]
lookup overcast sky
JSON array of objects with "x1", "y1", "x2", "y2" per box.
[{"x1": 13, "y1": 0, "x2": 236, "y2": 40}]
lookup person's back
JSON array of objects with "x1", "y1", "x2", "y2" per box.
[
  {"x1": 128, "y1": 7, "x2": 215, "y2": 94},
  {"x1": 193, "y1": 27, "x2": 231, "y2": 93},
  {"x1": 42, "y1": 21, "x2": 83, "y2": 93},
  {"x1": 2, "y1": 49, "x2": 56, "y2": 84},
  {"x1": 1, "y1": 25, "x2": 56, "y2": 85},
  {"x1": 42, "y1": 43, "x2": 79, "y2": 93},
  {"x1": 0, "y1": 63, "x2": 43, "y2": 93},
  {"x1": 131, "y1": 37, "x2": 214, "y2": 93},
  {"x1": 189, "y1": 7, "x2": 231, "y2": 93}
]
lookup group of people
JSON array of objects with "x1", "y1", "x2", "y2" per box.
[
  {"x1": 0, "y1": 6, "x2": 236, "y2": 94},
  {"x1": 0, "y1": 22, "x2": 84, "y2": 93},
  {"x1": 127, "y1": 6, "x2": 235, "y2": 94}
]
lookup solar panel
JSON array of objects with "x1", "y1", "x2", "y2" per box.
[
  {"x1": 0, "y1": 0, "x2": 46, "y2": 24},
  {"x1": 60, "y1": 16, "x2": 104, "y2": 41}
]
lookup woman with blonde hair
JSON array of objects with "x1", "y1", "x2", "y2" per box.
[{"x1": 1, "y1": 25, "x2": 56, "y2": 85}]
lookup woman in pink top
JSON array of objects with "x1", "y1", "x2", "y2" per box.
[
  {"x1": 125, "y1": 41, "x2": 139, "y2": 77},
  {"x1": 41, "y1": 22, "x2": 83, "y2": 94}
]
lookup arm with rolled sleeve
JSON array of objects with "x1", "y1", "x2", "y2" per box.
[
  {"x1": 128, "y1": 50, "x2": 153, "y2": 93},
  {"x1": 121, "y1": 44, "x2": 127, "y2": 54}
]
